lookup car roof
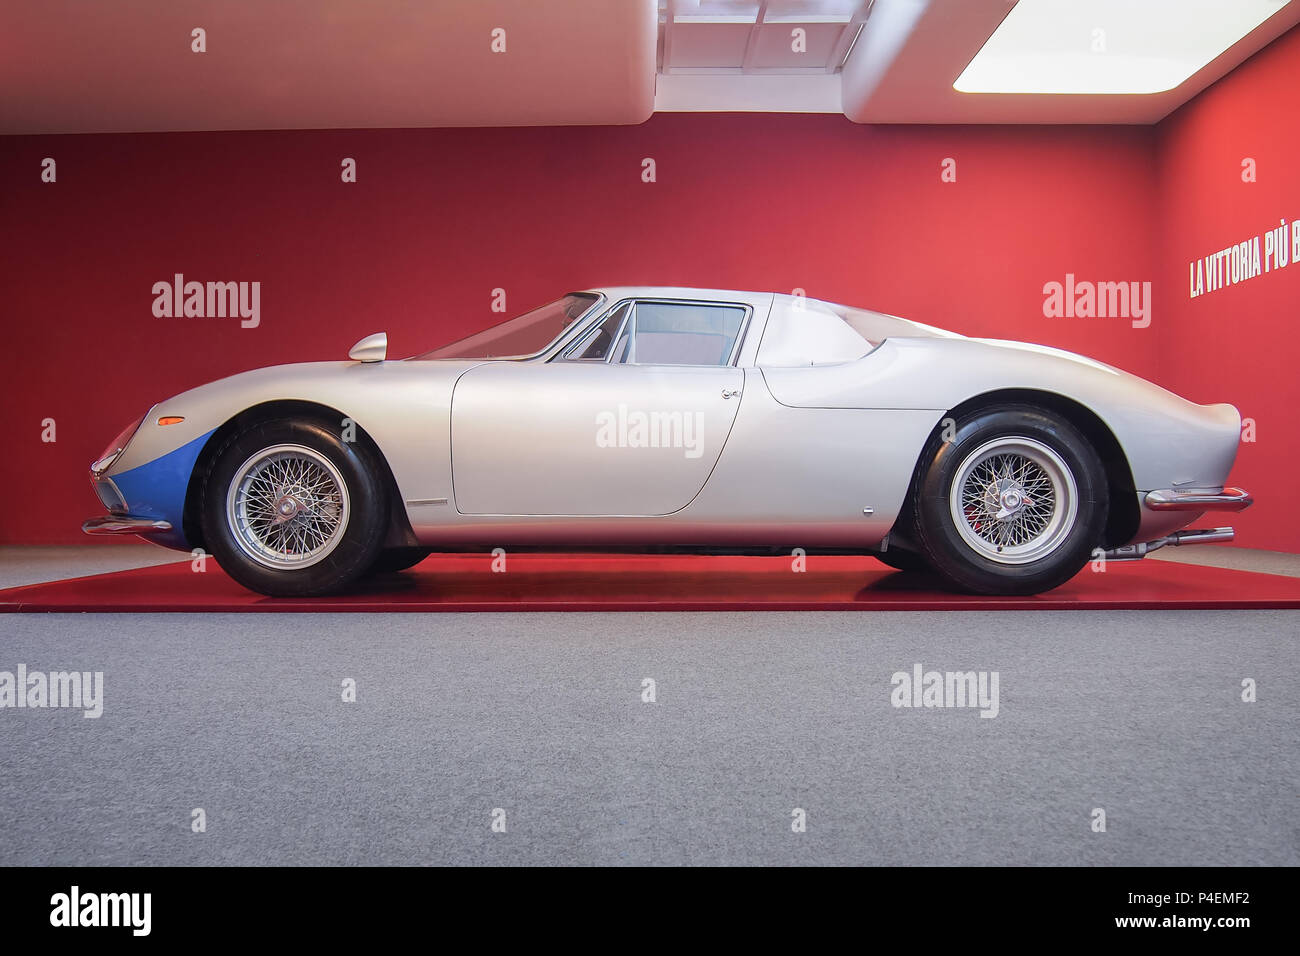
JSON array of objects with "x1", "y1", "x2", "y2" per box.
[
  {"x1": 578, "y1": 286, "x2": 961, "y2": 339},
  {"x1": 578, "y1": 286, "x2": 775, "y2": 305}
]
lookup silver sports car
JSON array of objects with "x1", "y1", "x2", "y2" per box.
[{"x1": 84, "y1": 286, "x2": 1252, "y2": 597}]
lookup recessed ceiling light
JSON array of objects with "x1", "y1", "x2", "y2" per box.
[{"x1": 954, "y1": 0, "x2": 1293, "y2": 95}]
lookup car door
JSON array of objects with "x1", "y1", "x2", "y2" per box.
[{"x1": 450, "y1": 298, "x2": 749, "y2": 516}]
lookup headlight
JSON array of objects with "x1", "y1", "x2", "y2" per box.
[{"x1": 91, "y1": 415, "x2": 144, "y2": 475}]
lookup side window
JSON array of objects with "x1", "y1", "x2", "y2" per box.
[
  {"x1": 620, "y1": 301, "x2": 746, "y2": 367},
  {"x1": 561, "y1": 302, "x2": 632, "y2": 361}
]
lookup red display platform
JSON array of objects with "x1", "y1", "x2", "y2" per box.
[{"x1": 1, "y1": 552, "x2": 1299, "y2": 612}]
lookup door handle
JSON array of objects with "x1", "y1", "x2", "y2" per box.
[{"x1": 721, "y1": 387, "x2": 741, "y2": 399}]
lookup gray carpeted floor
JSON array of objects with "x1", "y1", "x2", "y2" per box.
[
  {"x1": 1, "y1": 608, "x2": 1295, "y2": 866},
  {"x1": 0, "y1": 544, "x2": 187, "y2": 591}
]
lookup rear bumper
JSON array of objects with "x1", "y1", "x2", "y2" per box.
[
  {"x1": 1144, "y1": 487, "x2": 1253, "y2": 512},
  {"x1": 83, "y1": 516, "x2": 173, "y2": 535}
]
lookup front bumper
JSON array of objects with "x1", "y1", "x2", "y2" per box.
[
  {"x1": 82, "y1": 425, "x2": 215, "y2": 552},
  {"x1": 85, "y1": 463, "x2": 176, "y2": 541},
  {"x1": 83, "y1": 516, "x2": 173, "y2": 535},
  {"x1": 1144, "y1": 487, "x2": 1253, "y2": 512}
]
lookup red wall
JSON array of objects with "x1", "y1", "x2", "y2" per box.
[
  {"x1": 0, "y1": 108, "x2": 1213, "y2": 548},
  {"x1": 1155, "y1": 25, "x2": 1300, "y2": 552}
]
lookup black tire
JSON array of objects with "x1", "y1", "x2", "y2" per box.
[
  {"x1": 368, "y1": 548, "x2": 432, "y2": 575},
  {"x1": 875, "y1": 546, "x2": 930, "y2": 573},
  {"x1": 910, "y1": 404, "x2": 1107, "y2": 595},
  {"x1": 200, "y1": 418, "x2": 389, "y2": 597}
]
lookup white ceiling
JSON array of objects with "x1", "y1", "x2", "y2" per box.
[
  {"x1": 660, "y1": 0, "x2": 1300, "y2": 121},
  {"x1": 0, "y1": 0, "x2": 659, "y2": 134},
  {"x1": 1, "y1": 0, "x2": 1296, "y2": 134}
]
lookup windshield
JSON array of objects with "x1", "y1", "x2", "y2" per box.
[{"x1": 413, "y1": 293, "x2": 600, "y2": 360}]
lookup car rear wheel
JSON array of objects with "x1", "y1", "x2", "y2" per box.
[
  {"x1": 201, "y1": 419, "x2": 388, "y2": 597},
  {"x1": 910, "y1": 405, "x2": 1107, "y2": 595}
]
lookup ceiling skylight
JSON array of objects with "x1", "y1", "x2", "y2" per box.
[{"x1": 954, "y1": 0, "x2": 1293, "y2": 95}]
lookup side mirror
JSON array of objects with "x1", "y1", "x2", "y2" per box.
[{"x1": 349, "y1": 332, "x2": 387, "y2": 363}]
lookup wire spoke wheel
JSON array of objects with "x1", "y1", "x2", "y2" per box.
[
  {"x1": 226, "y1": 443, "x2": 350, "y2": 570},
  {"x1": 948, "y1": 436, "x2": 1077, "y2": 565}
]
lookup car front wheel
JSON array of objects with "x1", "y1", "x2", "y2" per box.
[
  {"x1": 200, "y1": 419, "x2": 388, "y2": 597},
  {"x1": 910, "y1": 405, "x2": 1108, "y2": 595}
]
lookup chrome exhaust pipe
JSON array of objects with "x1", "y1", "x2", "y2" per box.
[
  {"x1": 1103, "y1": 527, "x2": 1234, "y2": 561},
  {"x1": 1168, "y1": 527, "x2": 1236, "y2": 545}
]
